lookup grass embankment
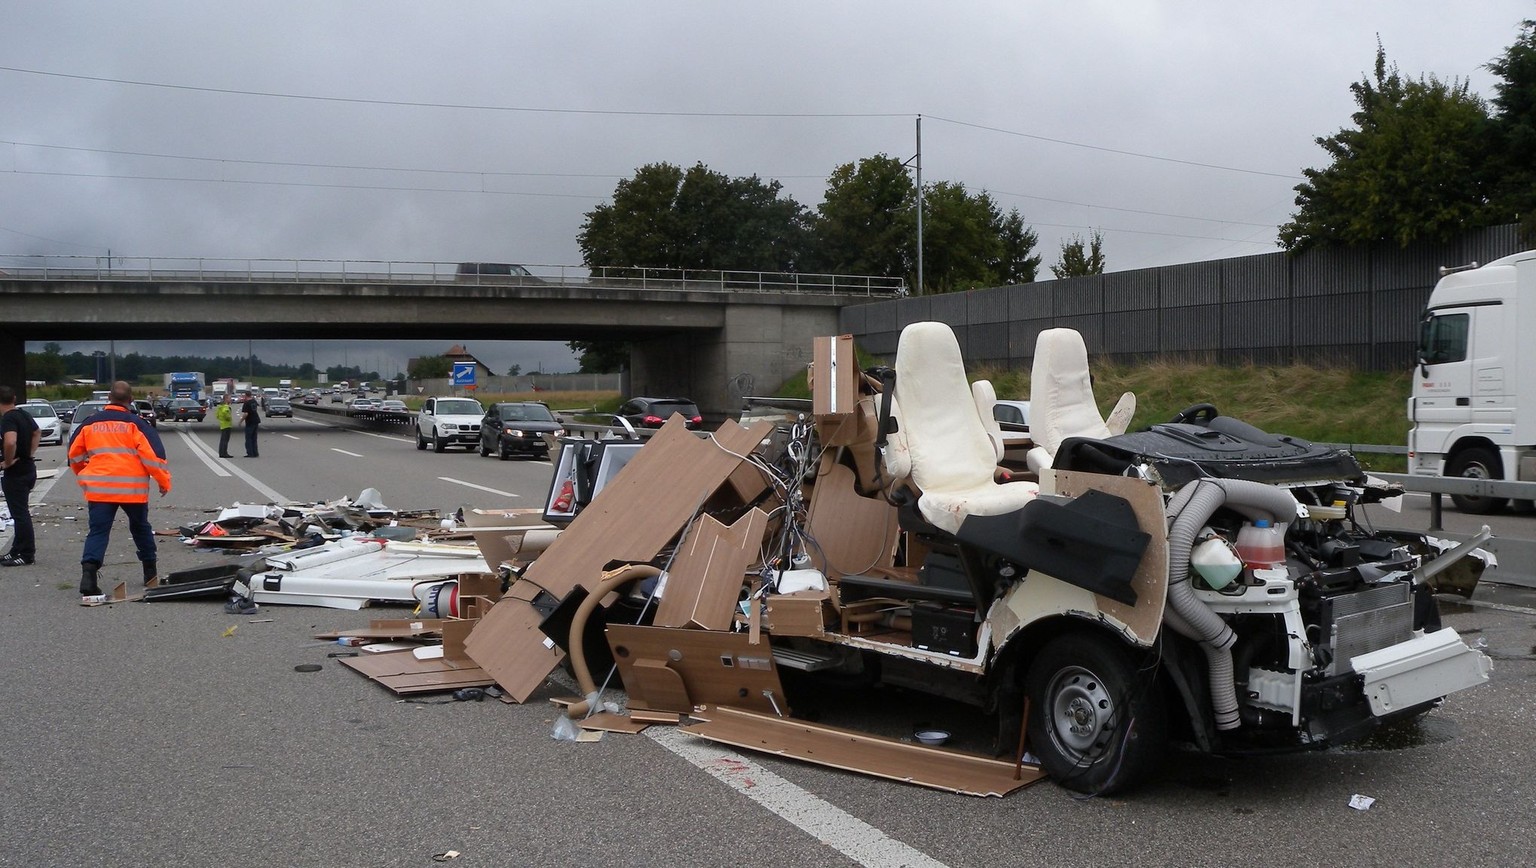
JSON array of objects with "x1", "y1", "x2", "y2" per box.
[{"x1": 782, "y1": 354, "x2": 1412, "y2": 472}]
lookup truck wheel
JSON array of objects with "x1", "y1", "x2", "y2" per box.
[
  {"x1": 432, "y1": 430, "x2": 447, "y2": 453},
  {"x1": 1025, "y1": 632, "x2": 1166, "y2": 795},
  {"x1": 416, "y1": 429, "x2": 427, "y2": 451},
  {"x1": 1447, "y1": 447, "x2": 1507, "y2": 515}
]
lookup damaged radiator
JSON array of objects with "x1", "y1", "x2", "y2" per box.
[{"x1": 1320, "y1": 583, "x2": 1412, "y2": 676}]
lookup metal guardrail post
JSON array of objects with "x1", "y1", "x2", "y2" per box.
[{"x1": 1429, "y1": 493, "x2": 1444, "y2": 532}]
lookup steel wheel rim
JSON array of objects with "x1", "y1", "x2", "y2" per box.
[{"x1": 1046, "y1": 665, "x2": 1115, "y2": 759}]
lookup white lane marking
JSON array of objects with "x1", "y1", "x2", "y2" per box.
[
  {"x1": 331, "y1": 448, "x2": 364, "y2": 457},
  {"x1": 646, "y1": 727, "x2": 949, "y2": 868},
  {"x1": 283, "y1": 434, "x2": 302, "y2": 441},
  {"x1": 175, "y1": 429, "x2": 231, "y2": 477},
  {"x1": 177, "y1": 430, "x2": 287, "y2": 502},
  {"x1": 436, "y1": 476, "x2": 518, "y2": 498}
]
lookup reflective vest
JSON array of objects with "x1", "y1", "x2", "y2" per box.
[{"x1": 67, "y1": 405, "x2": 172, "y2": 503}]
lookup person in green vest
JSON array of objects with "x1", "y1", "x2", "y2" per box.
[{"x1": 215, "y1": 393, "x2": 234, "y2": 458}]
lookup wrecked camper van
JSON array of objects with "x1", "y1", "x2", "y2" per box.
[{"x1": 475, "y1": 322, "x2": 1492, "y2": 795}]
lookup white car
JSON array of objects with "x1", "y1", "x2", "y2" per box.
[
  {"x1": 20, "y1": 401, "x2": 66, "y2": 446},
  {"x1": 416, "y1": 396, "x2": 484, "y2": 453}
]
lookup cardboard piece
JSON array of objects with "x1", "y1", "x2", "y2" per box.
[
  {"x1": 464, "y1": 508, "x2": 560, "y2": 568},
  {"x1": 805, "y1": 458, "x2": 899, "y2": 578},
  {"x1": 314, "y1": 618, "x2": 451, "y2": 641},
  {"x1": 605, "y1": 624, "x2": 788, "y2": 716},
  {"x1": 654, "y1": 509, "x2": 769, "y2": 631},
  {"x1": 683, "y1": 705, "x2": 1046, "y2": 797},
  {"x1": 465, "y1": 418, "x2": 772, "y2": 702},
  {"x1": 1050, "y1": 470, "x2": 1169, "y2": 643}
]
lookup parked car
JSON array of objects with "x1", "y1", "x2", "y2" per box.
[
  {"x1": 416, "y1": 396, "x2": 484, "y2": 452},
  {"x1": 50, "y1": 399, "x2": 79, "y2": 422},
  {"x1": 132, "y1": 399, "x2": 158, "y2": 428},
  {"x1": 479, "y1": 401, "x2": 564, "y2": 460},
  {"x1": 167, "y1": 398, "x2": 205, "y2": 422},
  {"x1": 992, "y1": 399, "x2": 1030, "y2": 429},
  {"x1": 266, "y1": 397, "x2": 293, "y2": 418},
  {"x1": 20, "y1": 401, "x2": 66, "y2": 446},
  {"x1": 618, "y1": 397, "x2": 703, "y2": 430}
]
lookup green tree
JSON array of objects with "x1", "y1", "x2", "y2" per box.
[
  {"x1": 810, "y1": 155, "x2": 915, "y2": 279},
  {"x1": 1052, "y1": 230, "x2": 1107, "y2": 278},
  {"x1": 1486, "y1": 19, "x2": 1536, "y2": 244},
  {"x1": 996, "y1": 208, "x2": 1043, "y2": 285},
  {"x1": 921, "y1": 182, "x2": 1006, "y2": 293},
  {"x1": 566, "y1": 340, "x2": 629, "y2": 374},
  {"x1": 506, "y1": 364, "x2": 522, "y2": 377},
  {"x1": 408, "y1": 355, "x2": 451, "y2": 380},
  {"x1": 578, "y1": 162, "x2": 809, "y2": 272},
  {"x1": 1279, "y1": 43, "x2": 1495, "y2": 250}
]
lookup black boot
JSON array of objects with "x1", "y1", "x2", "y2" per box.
[
  {"x1": 80, "y1": 562, "x2": 102, "y2": 597},
  {"x1": 142, "y1": 560, "x2": 158, "y2": 587}
]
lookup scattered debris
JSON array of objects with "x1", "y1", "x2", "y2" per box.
[{"x1": 1349, "y1": 794, "x2": 1376, "y2": 811}]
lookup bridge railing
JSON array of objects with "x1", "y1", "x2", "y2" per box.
[{"x1": 0, "y1": 255, "x2": 907, "y2": 297}]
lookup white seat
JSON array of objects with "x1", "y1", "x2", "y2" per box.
[
  {"x1": 881, "y1": 321, "x2": 1038, "y2": 535},
  {"x1": 1025, "y1": 328, "x2": 1135, "y2": 474}
]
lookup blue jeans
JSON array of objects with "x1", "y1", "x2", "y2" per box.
[
  {"x1": 82, "y1": 501, "x2": 157, "y2": 567},
  {"x1": 245, "y1": 424, "x2": 259, "y2": 456}
]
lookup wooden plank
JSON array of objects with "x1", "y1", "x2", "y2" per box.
[
  {"x1": 606, "y1": 624, "x2": 787, "y2": 716},
  {"x1": 805, "y1": 458, "x2": 899, "y2": 578},
  {"x1": 654, "y1": 509, "x2": 769, "y2": 631},
  {"x1": 576, "y1": 711, "x2": 650, "y2": 734},
  {"x1": 683, "y1": 705, "x2": 1046, "y2": 797}
]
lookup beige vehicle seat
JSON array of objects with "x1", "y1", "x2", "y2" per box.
[
  {"x1": 1025, "y1": 328, "x2": 1136, "y2": 474},
  {"x1": 880, "y1": 321, "x2": 1039, "y2": 535}
]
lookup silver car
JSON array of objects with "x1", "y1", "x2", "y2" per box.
[{"x1": 20, "y1": 401, "x2": 66, "y2": 446}]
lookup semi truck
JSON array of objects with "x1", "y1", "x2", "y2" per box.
[
  {"x1": 163, "y1": 371, "x2": 205, "y2": 403},
  {"x1": 1409, "y1": 249, "x2": 1536, "y2": 513}
]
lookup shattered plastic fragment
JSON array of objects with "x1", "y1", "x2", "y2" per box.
[{"x1": 1348, "y1": 794, "x2": 1375, "y2": 811}]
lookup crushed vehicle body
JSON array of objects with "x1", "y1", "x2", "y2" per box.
[{"x1": 458, "y1": 322, "x2": 1493, "y2": 795}]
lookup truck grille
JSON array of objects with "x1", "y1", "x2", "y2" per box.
[{"x1": 1323, "y1": 583, "x2": 1412, "y2": 676}]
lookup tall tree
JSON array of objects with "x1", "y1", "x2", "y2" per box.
[
  {"x1": 995, "y1": 208, "x2": 1043, "y2": 285},
  {"x1": 921, "y1": 182, "x2": 1006, "y2": 293},
  {"x1": 578, "y1": 162, "x2": 808, "y2": 272},
  {"x1": 566, "y1": 340, "x2": 629, "y2": 374},
  {"x1": 809, "y1": 155, "x2": 915, "y2": 278},
  {"x1": 1279, "y1": 43, "x2": 1495, "y2": 250},
  {"x1": 1486, "y1": 19, "x2": 1536, "y2": 243},
  {"x1": 408, "y1": 355, "x2": 451, "y2": 380},
  {"x1": 1052, "y1": 230, "x2": 1107, "y2": 278}
]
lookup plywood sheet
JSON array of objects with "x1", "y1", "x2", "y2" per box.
[
  {"x1": 654, "y1": 509, "x2": 769, "y2": 631},
  {"x1": 577, "y1": 712, "x2": 650, "y2": 734},
  {"x1": 1051, "y1": 470, "x2": 1168, "y2": 643},
  {"x1": 465, "y1": 417, "x2": 772, "y2": 702},
  {"x1": 806, "y1": 459, "x2": 899, "y2": 578},
  {"x1": 605, "y1": 624, "x2": 787, "y2": 716},
  {"x1": 339, "y1": 648, "x2": 494, "y2": 695},
  {"x1": 683, "y1": 705, "x2": 1046, "y2": 797}
]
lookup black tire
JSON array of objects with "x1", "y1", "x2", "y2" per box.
[
  {"x1": 432, "y1": 430, "x2": 446, "y2": 453},
  {"x1": 1447, "y1": 447, "x2": 1507, "y2": 515},
  {"x1": 1025, "y1": 632, "x2": 1167, "y2": 795},
  {"x1": 498, "y1": 447, "x2": 510, "y2": 461},
  {"x1": 416, "y1": 429, "x2": 427, "y2": 450},
  {"x1": 479, "y1": 440, "x2": 491, "y2": 457}
]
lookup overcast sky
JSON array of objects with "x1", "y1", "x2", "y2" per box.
[{"x1": 4, "y1": 1, "x2": 1531, "y2": 375}]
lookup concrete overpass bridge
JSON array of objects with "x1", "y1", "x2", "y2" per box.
[{"x1": 0, "y1": 257, "x2": 903, "y2": 417}]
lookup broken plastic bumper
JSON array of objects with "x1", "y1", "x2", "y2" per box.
[{"x1": 1349, "y1": 628, "x2": 1492, "y2": 717}]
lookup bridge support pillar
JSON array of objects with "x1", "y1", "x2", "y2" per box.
[
  {"x1": 0, "y1": 331, "x2": 25, "y2": 402},
  {"x1": 629, "y1": 303, "x2": 840, "y2": 422}
]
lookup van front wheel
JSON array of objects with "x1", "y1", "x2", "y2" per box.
[{"x1": 1025, "y1": 633, "x2": 1166, "y2": 795}]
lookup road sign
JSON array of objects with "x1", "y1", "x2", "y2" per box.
[{"x1": 451, "y1": 363, "x2": 476, "y2": 387}]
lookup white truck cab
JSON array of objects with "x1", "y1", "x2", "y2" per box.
[{"x1": 1410, "y1": 249, "x2": 1536, "y2": 513}]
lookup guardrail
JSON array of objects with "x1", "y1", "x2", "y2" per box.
[
  {"x1": 1368, "y1": 472, "x2": 1536, "y2": 530},
  {"x1": 0, "y1": 255, "x2": 907, "y2": 297}
]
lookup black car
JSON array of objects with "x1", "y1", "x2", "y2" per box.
[
  {"x1": 266, "y1": 398, "x2": 292, "y2": 418},
  {"x1": 478, "y1": 402, "x2": 564, "y2": 460},
  {"x1": 168, "y1": 398, "x2": 205, "y2": 422},
  {"x1": 51, "y1": 399, "x2": 79, "y2": 423},
  {"x1": 617, "y1": 397, "x2": 702, "y2": 431}
]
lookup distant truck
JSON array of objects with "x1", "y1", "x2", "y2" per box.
[
  {"x1": 163, "y1": 371, "x2": 205, "y2": 403},
  {"x1": 1409, "y1": 249, "x2": 1536, "y2": 513}
]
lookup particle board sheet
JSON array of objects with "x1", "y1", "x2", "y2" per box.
[
  {"x1": 576, "y1": 712, "x2": 650, "y2": 734},
  {"x1": 605, "y1": 625, "x2": 787, "y2": 716},
  {"x1": 805, "y1": 458, "x2": 899, "y2": 578},
  {"x1": 654, "y1": 508, "x2": 770, "y2": 631},
  {"x1": 1050, "y1": 470, "x2": 1168, "y2": 643},
  {"x1": 465, "y1": 417, "x2": 772, "y2": 702},
  {"x1": 314, "y1": 618, "x2": 452, "y2": 640},
  {"x1": 683, "y1": 705, "x2": 1046, "y2": 797},
  {"x1": 339, "y1": 648, "x2": 494, "y2": 696}
]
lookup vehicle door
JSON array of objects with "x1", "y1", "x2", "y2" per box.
[{"x1": 1416, "y1": 305, "x2": 1505, "y2": 430}]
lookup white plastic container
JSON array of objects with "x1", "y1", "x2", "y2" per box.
[{"x1": 1190, "y1": 536, "x2": 1243, "y2": 590}]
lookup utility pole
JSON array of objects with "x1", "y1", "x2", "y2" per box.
[{"x1": 915, "y1": 114, "x2": 923, "y2": 296}]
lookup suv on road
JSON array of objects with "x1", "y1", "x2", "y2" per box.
[
  {"x1": 618, "y1": 396, "x2": 703, "y2": 430},
  {"x1": 479, "y1": 401, "x2": 564, "y2": 460},
  {"x1": 416, "y1": 396, "x2": 484, "y2": 453},
  {"x1": 132, "y1": 399, "x2": 158, "y2": 428}
]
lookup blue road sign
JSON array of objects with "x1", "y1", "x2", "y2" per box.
[{"x1": 451, "y1": 362, "x2": 476, "y2": 386}]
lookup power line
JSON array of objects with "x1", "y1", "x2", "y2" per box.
[
  {"x1": 4, "y1": 168, "x2": 607, "y2": 199},
  {"x1": 980, "y1": 186, "x2": 1277, "y2": 228}
]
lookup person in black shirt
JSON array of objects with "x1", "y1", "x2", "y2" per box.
[
  {"x1": 241, "y1": 392, "x2": 260, "y2": 457},
  {"x1": 0, "y1": 385, "x2": 41, "y2": 566}
]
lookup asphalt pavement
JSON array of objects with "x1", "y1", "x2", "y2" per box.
[{"x1": 1, "y1": 413, "x2": 1533, "y2": 867}]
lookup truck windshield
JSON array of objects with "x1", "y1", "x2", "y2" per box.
[{"x1": 1419, "y1": 312, "x2": 1469, "y2": 364}]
